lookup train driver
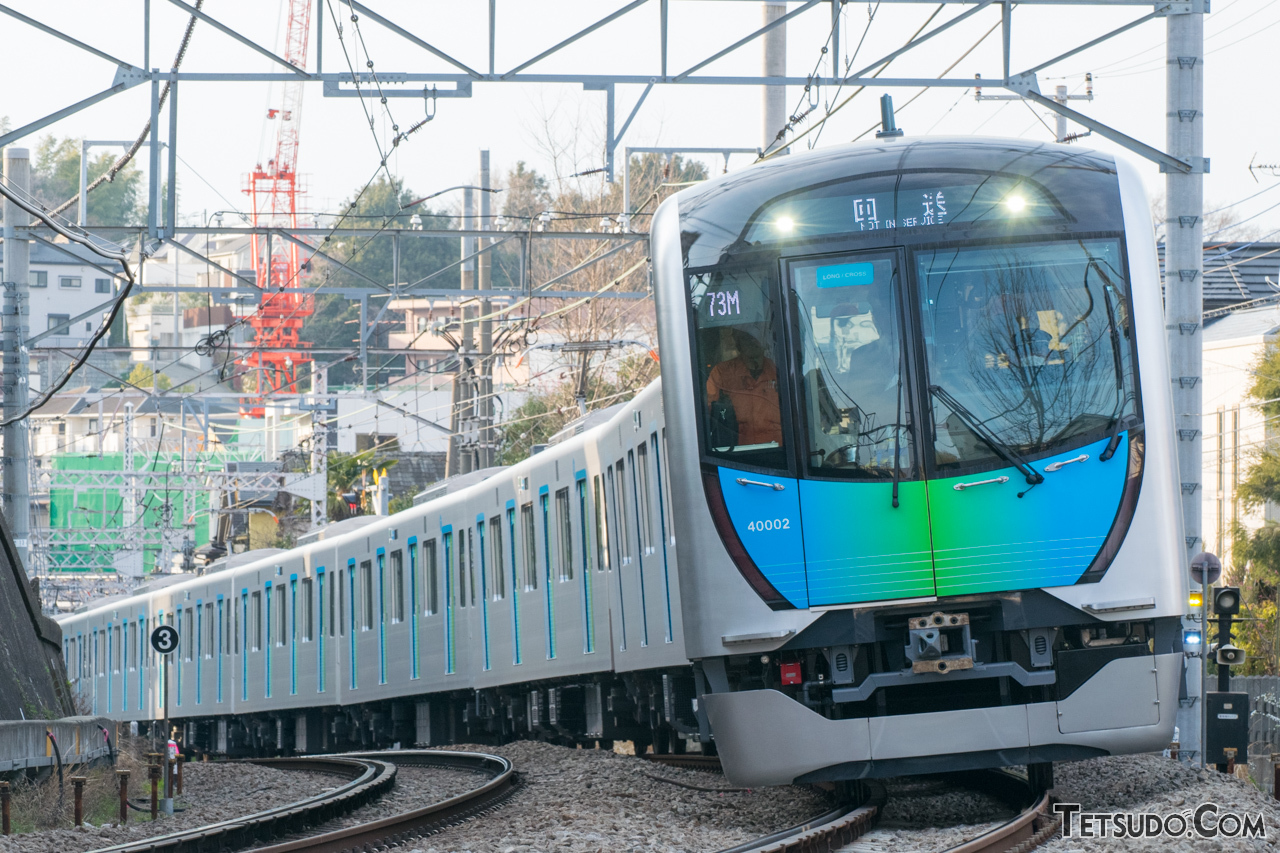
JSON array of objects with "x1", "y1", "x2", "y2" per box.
[{"x1": 706, "y1": 327, "x2": 784, "y2": 447}]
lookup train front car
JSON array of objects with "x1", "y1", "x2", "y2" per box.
[{"x1": 653, "y1": 138, "x2": 1183, "y2": 786}]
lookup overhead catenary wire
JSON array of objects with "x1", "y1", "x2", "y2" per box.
[
  {"x1": 756, "y1": 3, "x2": 945, "y2": 163},
  {"x1": 49, "y1": 0, "x2": 206, "y2": 218}
]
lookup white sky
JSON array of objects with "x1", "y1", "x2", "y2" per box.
[{"x1": 4, "y1": 0, "x2": 1279, "y2": 238}]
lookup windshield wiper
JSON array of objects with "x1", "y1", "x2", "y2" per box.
[
  {"x1": 929, "y1": 385, "x2": 1044, "y2": 494},
  {"x1": 1091, "y1": 259, "x2": 1132, "y2": 462}
]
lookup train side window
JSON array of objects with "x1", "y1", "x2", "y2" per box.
[
  {"x1": 301, "y1": 579, "x2": 314, "y2": 641},
  {"x1": 521, "y1": 503, "x2": 537, "y2": 591},
  {"x1": 661, "y1": 430, "x2": 676, "y2": 545},
  {"x1": 253, "y1": 593, "x2": 263, "y2": 651},
  {"x1": 614, "y1": 460, "x2": 632, "y2": 563},
  {"x1": 689, "y1": 266, "x2": 790, "y2": 471},
  {"x1": 205, "y1": 603, "x2": 214, "y2": 658},
  {"x1": 555, "y1": 487, "x2": 573, "y2": 581},
  {"x1": 130, "y1": 622, "x2": 138, "y2": 670},
  {"x1": 456, "y1": 532, "x2": 467, "y2": 608},
  {"x1": 577, "y1": 478, "x2": 592, "y2": 576},
  {"x1": 328, "y1": 572, "x2": 337, "y2": 637},
  {"x1": 114, "y1": 626, "x2": 122, "y2": 672},
  {"x1": 424, "y1": 539, "x2": 439, "y2": 615},
  {"x1": 184, "y1": 608, "x2": 194, "y2": 661},
  {"x1": 636, "y1": 442, "x2": 654, "y2": 554},
  {"x1": 489, "y1": 517, "x2": 505, "y2": 600},
  {"x1": 276, "y1": 586, "x2": 287, "y2": 646},
  {"x1": 467, "y1": 529, "x2": 478, "y2": 606},
  {"x1": 391, "y1": 551, "x2": 405, "y2": 623},
  {"x1": 361, "y1": 560, "x2": 374, "y2": 629},
  {"x1": 593, "y1": 475, "x2": 609, "y2": 572}
]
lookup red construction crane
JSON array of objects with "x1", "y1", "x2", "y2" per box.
[{"x1": 241, "y1": 0, "x2": 314, "y2": 417}]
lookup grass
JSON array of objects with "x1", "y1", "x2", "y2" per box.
[{"x1": 6, "y1": 735, "x2": 165, "y2": 833}]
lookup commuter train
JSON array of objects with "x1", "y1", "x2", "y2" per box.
[{"x1": 59, "y1": 136, "x2": 1185, "y2": 787}]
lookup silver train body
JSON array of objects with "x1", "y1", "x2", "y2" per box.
[{"x1": 59, "y1": 137, "x2": 1185, "y2": 786}]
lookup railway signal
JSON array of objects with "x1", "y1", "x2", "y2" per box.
[{"x1": 1206, "y1": 584, "x2": 1248, "y2": 773}]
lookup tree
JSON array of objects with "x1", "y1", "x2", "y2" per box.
[
  {"x1": 126, "y1": 362, "x2": 172, "y2": 391},
  {"x1": 496, "y1": 352, "x2": 659, "y2": 465},
  {"x1": 326, "y1": 450, "x2": 397, "y2": 521},
  {"x1": 1223, "y1": 343, "x2": 1280, "y2": 674},
  {"x1": 488, "y1": 153, "x2": 705, "y2": 463},
  {"x1": 302, "y1": 175, "x2": 457, "y2": 386},
  {"x1": 31, "y1": 135, "x2": 143, "y2": 227}
]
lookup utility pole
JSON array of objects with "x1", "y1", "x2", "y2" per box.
[
  {"x1": 1167, "y1": 1, "x2": 1205, "y2": 765},
  {"x1": 2, "y1": 147, "x2": 32, "y2": 568},
  {"x1": 310, "y1": 366, "x2": 328, "y2": 530},
  {"x1": 762, "y1": 3, "x2": 787, "y2": 156},
  {"x1": 477, "y1": 150, "x2": 494, "y2": 470},
  {"x1": 447, "y1": 187, "x2": 478, "y2": 477}
]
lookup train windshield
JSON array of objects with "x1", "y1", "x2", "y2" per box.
[
  {"x1": 789, "y1": 252, "x2": 914, "y2": 479},
  {"x1": 689, "y1": 265, "x2": 791, "y2": 471},
  {"x1": 917, "y1": 238, "x2": 1136, "y2": 472}
]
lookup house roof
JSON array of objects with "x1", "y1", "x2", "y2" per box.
[
  {"x1": 1203, "y1": 303, "x2": 1280, "y2": 343},
  {"x1": 1160, "y1": 242, "x2": 1280, "y2": 311},
  {"x1": 0, "y1": 239, "x2": 125, "y2": 270}
]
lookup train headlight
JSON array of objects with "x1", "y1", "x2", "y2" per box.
[
  {"x1": 775, "y1": 216, "x2": 795, "y2": 233},
  {"x1": 1004, "y1": 195, "x2": 1027, "y2": 213}
]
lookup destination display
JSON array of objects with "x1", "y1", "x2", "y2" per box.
[{"x1": 745, "y1": 174, "x2": 1062, "y2": 244}]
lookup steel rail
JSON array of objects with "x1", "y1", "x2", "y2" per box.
[
  {"x1": 940, "y1": 771, "x2": 1058, "y2": 853},
  {"x1": 712, "y1": 783, "x2": 884, "y2": 853},
  {"x1": 639, "y1": 753, "x2": 725, "y2": 772},
  {"x1": 249, "y1": 750, "x2": 518, "y2": 853},
  {"x1": 84, "y1": 756, "x2": 395, "y2": 853}
]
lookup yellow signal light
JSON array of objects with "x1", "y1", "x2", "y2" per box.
[{"x1": 1189, "y1": 591, "x2": 1204, "y2": 608}]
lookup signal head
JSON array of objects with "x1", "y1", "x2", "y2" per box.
[{"x1": 1213, "y1": 586, "x2": 1242, "y2": 617}]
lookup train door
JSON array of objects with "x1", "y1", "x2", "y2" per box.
[
  {"x1": 914, "y1": 240, "x2": 1139, "y2": 596},
  {"x1": 688, "y1": 263, "x2": 808, "y2": 607},
  {"x1": 787, "y1": 249, "x2": 936, "y2": 606}
]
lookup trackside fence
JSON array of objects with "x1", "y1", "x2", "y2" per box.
[{"x1": 0, "y1": 716, "x2": 114, "y2": 774}]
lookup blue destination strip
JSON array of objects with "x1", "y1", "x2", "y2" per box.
[{"x1": 816, "y1": 262, "x2": 874, "y2": 287}]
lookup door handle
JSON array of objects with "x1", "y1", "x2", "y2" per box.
[
  {"x1": 1044, "y1": 454, "x2": 1089, "y2": 472},
  {"x1": 952, "y1": 476, "x2": 1009, "y2": 491},
  {"x1": 736, "y1": 478, "x2": 785, "y2": 491}
]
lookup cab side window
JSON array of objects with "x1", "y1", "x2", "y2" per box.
[{"x1": 689, "y1": 266, "x2": 789, "y2": 471}]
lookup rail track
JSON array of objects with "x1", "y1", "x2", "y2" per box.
[
  {"x1": 687, "y1": 763, "x2": 1060, "y2": 853},
  {"x1": 248, "y1": 750, "x2": 518, "y2": 853},
  {"x1": 78, "y1": 750, "x2": 515, "y2": 853},
  {"x1": 86, "y1": 755, "x2": 396, "y2": 853}
]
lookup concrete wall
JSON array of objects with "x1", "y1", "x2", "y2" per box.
[{"x1": 0, "y1": 512, "x2": 72, "y2": 719}]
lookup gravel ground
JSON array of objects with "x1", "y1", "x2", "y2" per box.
[
  {"x1": 1039, "y1": 754, "x2": 1280, "y2": 852},
  {"x1": 0, "y1": 762, "x2": 335, "y2": 853},
  {"x1": 394, "y1": 742, "x2": 832, "y2": 853}
]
